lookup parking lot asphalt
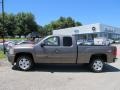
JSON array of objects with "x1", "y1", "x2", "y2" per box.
[
  {"x1": 0, "y1": 58, "x2": 120, "y2": 90},
  {"x1": 0, "y1": 44, "x2": 120, "y2": 90}
]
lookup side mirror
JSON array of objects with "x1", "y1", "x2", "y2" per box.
[{"x1": 40, "y1": 43, "x2": 45, "y2": 47}]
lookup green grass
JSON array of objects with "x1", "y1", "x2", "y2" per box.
[
  {"x1": 0, "y1": 51, "x2": 6, "y2": 59},
  {"x1": 0, "y1": 38, "x2": 26, "y2": 41}
]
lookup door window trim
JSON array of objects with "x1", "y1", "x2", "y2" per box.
[
  {"x1": 63, "y1": 36, "x2": 73, "y2": 47},
  {"x1": 44, "y1": 36, "x2": 60, "y2": 46}
]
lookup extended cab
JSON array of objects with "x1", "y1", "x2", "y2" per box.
[{"x1": 7, "y1": 35, "x2": 117, "y2": 72}]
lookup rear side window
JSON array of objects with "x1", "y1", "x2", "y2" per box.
[{"x1": 63, "y1": 37, "x2": 72, "y2": 46}]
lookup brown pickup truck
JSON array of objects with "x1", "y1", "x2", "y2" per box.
[{"x1": 7, "y1": 35, "x2": 117, "y2": 72}]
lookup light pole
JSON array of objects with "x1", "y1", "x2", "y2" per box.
[{"x1": 0, "y1": 0, "x2": 5, "y2": 54}]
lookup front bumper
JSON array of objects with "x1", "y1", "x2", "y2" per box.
[{"x1": 7, "y1": 53, "x2": 15, "y2": 65}]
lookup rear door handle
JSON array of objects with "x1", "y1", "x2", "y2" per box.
[{"x1": 55, "y1": 49, "x2": 60, "y2": 53}]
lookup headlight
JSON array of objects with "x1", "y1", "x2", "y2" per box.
[{"x1": 9, "y1": 48, "x2": 14, "y2": 55}]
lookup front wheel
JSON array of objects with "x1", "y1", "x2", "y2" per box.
[
  {"x1": 16, "y1": 55, "x2": 34, "y2": 71},
  {"x1": 89, "y1": 58, "x2": 104, "y2": 73}
]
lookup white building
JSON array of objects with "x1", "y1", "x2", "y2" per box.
[{"x1": 53, "y1": 23, "x2": 120, "y2": 40}]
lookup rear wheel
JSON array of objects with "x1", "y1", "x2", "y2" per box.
[
  {"x1": 90, "y1": 58, "x2": 104, "y2": 73},
  {"x1": 16, "y1": 55, "x2": 34, "y2": 71}
]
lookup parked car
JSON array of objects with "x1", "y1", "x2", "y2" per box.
[
  {"x1": 16, "y1": 40, "x2": 34, "y2": 45},
  {"x1": 77, "y1": 40, "x2": 84, "y2": 45},
  {"x1": 5, "y1": 41, "x2": 16, "y2": 51},
  {"x1": 77, "y1": 40, "x2": 94, "y2": 45},
  {"x1": 114, "y1": 40, "x2": 120, "y2": 44},
  {"x1": 0, "y1": 43, "x2": 3, "y2": 50},
  {"x1": 94, "y1": 37, "x2": 110, "y2": 45},
  {"x1": 108, "y1": 39, "x2": 114, "y2": 44},
  {"x1": 7, "y1": 35, "x2": 117, "y2": 72}
]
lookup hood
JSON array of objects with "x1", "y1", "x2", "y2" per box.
[{"x1": 14, "y1": 44, "x2": 34, "y2": 49}]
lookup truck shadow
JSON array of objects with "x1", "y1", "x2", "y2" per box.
[
  {"x1": 103, "y1": 64, "x2": 120, "y2": 72},
  {"x1": 30, "y1": 64, "x2": 120, "y2": 73}
]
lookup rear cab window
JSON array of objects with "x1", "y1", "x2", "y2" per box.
[{"x1": 63, "y1": 37, "x2": 72, "y2": 46}]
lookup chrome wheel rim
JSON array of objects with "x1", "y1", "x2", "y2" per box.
[
  {"x1": 93, "y1": 60, "x2": 103, "y2": 71},
  {"x1": 19, "y1": 58, "x2": 31, "y2": 70}
]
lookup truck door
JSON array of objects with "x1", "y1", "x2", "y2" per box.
[
  {"x1": 59, "y1": 36, "x2": 77, "y2": 63},
  {"x1": 35, "y1": 36, "x2": 77, "y2": 63}
]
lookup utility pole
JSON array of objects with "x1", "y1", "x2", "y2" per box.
[{"x1": 1, "y1": 0, "x2": 5, "y2": 54}]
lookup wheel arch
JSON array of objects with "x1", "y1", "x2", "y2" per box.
[
  {"x1": 90, "y1": 53, "x2": 107, "y2": 63},
  {"x1": 14, "y1": 52, "x2": 34, "y2": 63}
]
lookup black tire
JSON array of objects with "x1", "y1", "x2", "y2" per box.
[
  {"x1": 89, "y1": 58, "x2": 104, "y2": 73},
  {"x1": 16, "y1": 55, "x2": 34, "y2": 71}
]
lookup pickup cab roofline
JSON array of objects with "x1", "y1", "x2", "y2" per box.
[{"x1": 50, "y1": 35, "x2": 75, "y2": 37}]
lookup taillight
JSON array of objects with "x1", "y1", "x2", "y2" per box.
[{"x1": 112, "y1": 47, "x2": 117, "y2": 56}]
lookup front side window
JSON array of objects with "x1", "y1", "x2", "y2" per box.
[
  {"x1": 63, "y1": 37, "x2": 72, "y2": 46},
  {"x1": 44, "y1": 36, "x2": 60, "y2": 46}
]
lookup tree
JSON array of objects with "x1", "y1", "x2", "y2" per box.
[
  {"x1": 0, "y1": 13, "x2": 83, "y2": 37},
  {"x1": 0, "y1": 14, "x2": 3, "y2": 37},
  {"x1": 38, "y1": 26, "x2": 47, "y2": 37},
  {"x1": 15, "y1": 12, "x2": 38, "y2": 37},
  {"x1": 75, "y1": 21, "x2": 82, "y2": 26},
  {"x1": 0, "y1": 13, "x2": 16, "y2": 37},
  {"x1": 44, "y1": 17, "x2": 82, "y2": 35},
  {"x1": 0, "y1": 12, "x2": 39, "y2": 38},
  {"x1": 5, "y1": 14, "x2": 16, "y2": 37}
]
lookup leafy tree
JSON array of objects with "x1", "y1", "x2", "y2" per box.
[
  {"x1": 0, "y1": 13, "x2": 16, "y2": 37},
  {"x1": 0, "y1": 12, "x2": 39, "y2": 38},
  {"x1": 5, "y1": 14, "x2": 16, "y2": 37},
  {"x1": 0, "y1": 13, "x2": 83, "y2": 37},
  {"x1": 44, "y1": 17, "x2": 82, "y2": 35},
  {"x1": 38, "y1": 26, "x2": 46, "y2": 37},
  {"x1": 75, "y1": 21, "x2": 82, "y2": 26},
  {"x1": 15, "y1": 12, "x2": 38, "y2": 37},
  {"x1": 0, "y1": 14, "x2": 3, "y2": 36}
]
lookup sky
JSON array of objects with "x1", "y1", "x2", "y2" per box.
[{"x1": 2, "y1": 0, "x2": 120, "y2": 27}]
